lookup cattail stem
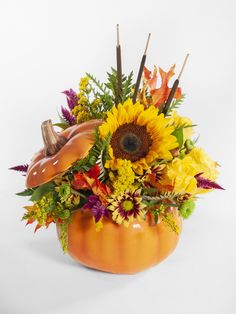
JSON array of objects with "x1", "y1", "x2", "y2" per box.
[
  {"x1": 162, "y1": 53, "x2": 189, "y2": 115},
  {"x1": 132, "y1": 33, "x2": 151, "y2": 104},
  {"x1": 116, "y1": 24, "x2": 122, "y2": 105},
  {"x1": 41, "y1": 120, "x2": 67, "y2": 156},
  {"x1": 162, "y1": 79, "x2": 179, "y2": 115}
]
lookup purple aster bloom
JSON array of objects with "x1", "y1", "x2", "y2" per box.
[
  {"x1": 83, "y1": 195, "x2": 109, "y2": 223},
  {"x1": 62, "y1": 89, "x2": 78, "y2": 110},
  {"x1": 195, "y1": 173, "x2": 224, "y2": 190},
  {"x1": 61, "y1": 106, "x2": 76, "y2": 126}
]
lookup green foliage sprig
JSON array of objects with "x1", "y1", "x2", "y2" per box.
[{"x1": 166, "y1": 94, "x2": 185, "y2": 116}]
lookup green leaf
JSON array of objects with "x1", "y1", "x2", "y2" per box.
[
  {"x1": 143, "y1": 187, "x2": 159, "y2": 195},
  {"x1": 151, "y1": 210, "x2": 159, "y2": 224},
  {"x1": 166, "y1": 94, "x2": 185, "y2": 116},
  {"x1": 30, "y1": 182, "x2": 55, "y2": 202},
  {"x1": 86, "y1": 72, "x2": 109, "y2": 95},
  {"x1": 105, "y1": 68, "x2": 134, "y2": 103},
  {"x1": 86, "y1": 72, "x2": 114, "y2": 113},
  {"x1": 53, "y1": 122, "x2": 69, "y2": 130},
  {"x1": 172, "y1": 127, "x2": 184, "y2": 148},
  {"x1": 16, "y1": 188, "x2": 35, "y2": 197},
  {"x1": 121, "y1": 71, "x2": 134, "y2": 103}
]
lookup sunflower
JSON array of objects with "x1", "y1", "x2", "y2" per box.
[
  {"x1": 99, "y1": 99, "x2": 178, "y2": 175},
  {"x1": 108, "y1": 189, "x2": 146, "y2": 227}
]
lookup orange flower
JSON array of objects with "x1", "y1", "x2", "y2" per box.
[{"x1": 73, "y1": 164, "x2": 111, "y2": 205}]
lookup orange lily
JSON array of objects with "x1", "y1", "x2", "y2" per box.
[{"x1": 73, "y1": 164, "x2": 111, "y2": 205}]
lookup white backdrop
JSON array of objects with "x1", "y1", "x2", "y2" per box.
[{"x1": 0, "y1": 0, "x2": 236, "y2": 313}]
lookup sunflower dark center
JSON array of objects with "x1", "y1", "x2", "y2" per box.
[{"x1": 110, "y1": 123, "x2": 152, "y2": 162}]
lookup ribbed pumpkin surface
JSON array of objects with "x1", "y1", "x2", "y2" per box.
[{"x1": 62, "y1": 209, "x2": 182, "y2": 274}]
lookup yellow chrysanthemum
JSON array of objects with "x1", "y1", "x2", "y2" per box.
[
  {"x1": 188, "y1": 147, "x2": 218, "y2": 181},
  {"x1": 169, "y1": 110, "x2": 194, "y2": 140},
  {"x1": 99, "y1": 99, "x2": 178, "y2": 175},
  {"x1": 164, "y1": 156, "x2": 198, "y2": 194},
  {"x1": 160, "y1": 147, "x2": 218, "y2": 195}
]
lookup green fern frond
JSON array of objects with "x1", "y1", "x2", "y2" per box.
[
  {"x1": 90, "y1": 130, "x2": 111, "y2": 161},
  {"x1": 86, "y1": 72, "x2": 109, "y2": 95},
  {"x1": 143, "y1": 191, "x2": 180, "y2": 203},
  {"x1": 166, "y1": 94, "x2": 185, "y2": 116},
  {"x1": 121, "y1": 71, "x2": 134, "y2": 103},
  {"x1": 106, "y1": 68, "x2": 134, "y2": 104}
]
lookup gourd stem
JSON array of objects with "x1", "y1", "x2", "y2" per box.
[{"x1": 41, "y1": 120, "x2": 67, "y2": 156}]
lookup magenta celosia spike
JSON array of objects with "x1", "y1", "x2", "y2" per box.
[
  {"x1": 61, "y1": 106, "x2": 76, "y2": 126},
  {"x1": 195, "y1": 173, "x2": 224, "y2": 190},
  {"x1": 62, "y1": 89, "x2": 78, "y2": 110},
  {"x1": 9, "y1": 164, "x2": 29, "y2": 173}
]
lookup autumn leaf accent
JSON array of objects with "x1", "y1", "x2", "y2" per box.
[
  {"x1": 144, "y1": 66, "x2": 158, "y2": 90},
  {"x1": 195, "y1": 173, "x2": 224, "y2": 190},
  {"x1": 23, "y1": 205, "x2": 55, "y2": 232},
  {"x1": 142, "y1": 65, "x2": 182, "y2": 108}
]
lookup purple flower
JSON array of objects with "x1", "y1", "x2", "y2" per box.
[
  {"x1": 195, "y1": 173, "x2": 224, "y2": 190},
  {"x1": 61, "y1": 106, "x2": 76, "y2": 126},
  {"x1": 9, "y1": 164, "x2": 29, "y2": 173},
  {"x1": 62, "y1": 89, "x2": 78, "y2": 110},
  {"x1": 83, "y1": 195, "x2": 109, "y2": 223}
]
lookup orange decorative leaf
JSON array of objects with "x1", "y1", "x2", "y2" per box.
[
  {"x1": 34, "y1": 223, "x2": 42, "y2": 233},
  {"x1": 24, "y1": 205, "x2": 37, "y2": 212},
  {"x1": 151, "y1": 65, "x2": 182, "y2": 107},
  {"x1": 25, "y1": 219, "x2": 34, "y2": 226},
  {"x1": 142, "y1": 65, "x2": 182, "y2": 108},
  {"x1": 45, "y1": 216, "x2": 55, "y2": 228},
  {"x1": 144, "y1": 66, "x2": 158, "y2": 90},
  {"x1": 144, "y1": 66, "x2": 151, "y2": 80}
]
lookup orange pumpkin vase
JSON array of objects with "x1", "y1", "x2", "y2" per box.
[
  {"x1": 26, "y1": 119, "x2": 182, "y2": 274},
  {"x1": 60, "y1": 209, "x2": 181, "y2": 274}
]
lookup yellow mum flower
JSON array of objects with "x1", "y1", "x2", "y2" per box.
[
  {"x1": 99, "y1": 99, "x2": 178, "y2": 175},
  {"x1": 188, "y1": 147, "x2": 218, "y2": 181},
  {"x1": 165, "y1": 156, "x2": 198, "y2": 194},
  {"x1": 161, "y1": 147, "x2": 218, "y2": 195},
  {"x1": 168, "y1": 110, "x2": 194, "y2": 140}
]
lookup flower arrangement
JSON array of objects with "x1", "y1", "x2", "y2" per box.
[{"x1": 11, "y1": 27, "x2": 223, "y2": 272}]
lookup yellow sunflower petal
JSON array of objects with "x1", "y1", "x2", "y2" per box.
[{"x1": 99, "y1": 98, "x2": 178, "y2": 174}]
